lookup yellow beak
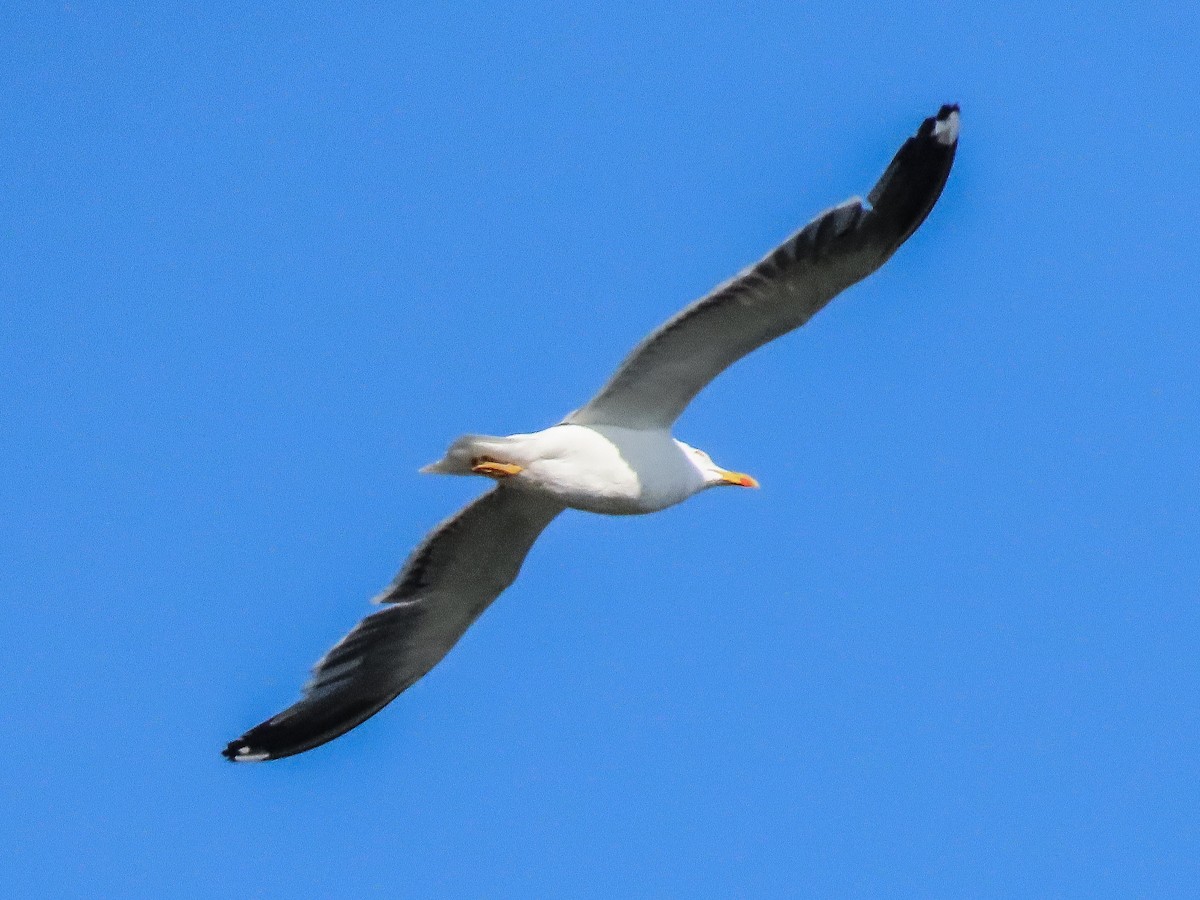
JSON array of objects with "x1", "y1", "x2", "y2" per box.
[{"x1": 718, "y1": 469, "x2": 759, "y2": 488}]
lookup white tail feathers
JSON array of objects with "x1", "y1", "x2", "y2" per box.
[{"x1": 420, "y1": 434, "x2": 516, "y2": 475}]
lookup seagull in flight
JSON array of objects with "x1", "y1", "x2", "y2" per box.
[{"x1": 225, "y1": 105, "x2": 960, "y2": 761}]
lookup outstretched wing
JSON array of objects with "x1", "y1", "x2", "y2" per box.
[
  {"x1": 224, "y1": 486, "x2": 564, "y2": 762},
  {"x1": 567, "y1": 105, "x2": 960, "y2": 430}
]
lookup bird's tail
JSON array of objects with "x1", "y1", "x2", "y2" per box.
[{"x1": 420, "y1": 433, "x2": 519, "y2": 475}]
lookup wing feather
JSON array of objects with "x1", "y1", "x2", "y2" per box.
[
  {"x1": 224, "y1": 486, "x2": 564, "y2": 762},
  {"x1": 567, "y1": 105, "x2": 959, "y2": 429}
]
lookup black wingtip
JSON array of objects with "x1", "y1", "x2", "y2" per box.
[
  {"x1": 222, "y1": 738, "x2": 271, "y2": 763},
  {"x1": 223, "y1": 686, "x2": 402, "y2": 763},
  {"x1": 864, "y1": 103, "x2": 959, "y2": 249}
]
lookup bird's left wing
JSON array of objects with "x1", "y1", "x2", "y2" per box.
[
  {"x1": 224, "y1": 486, "x2": 564, "y2": 762},
  {"x1": 567, "y1": 104, "x2": 959, "y2": 430}
]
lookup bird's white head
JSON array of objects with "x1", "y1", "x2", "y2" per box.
[{"x1": 677, "y1": 442, "x2": 760, "y2": 491}]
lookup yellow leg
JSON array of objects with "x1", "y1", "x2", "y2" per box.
[{"x1": 471, "y1": 460, "x2": 524, "y2": 478}]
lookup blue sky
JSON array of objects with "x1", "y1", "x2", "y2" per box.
[{"x1": 3, "y1": 2, "x2": 1198, "y2": 896}]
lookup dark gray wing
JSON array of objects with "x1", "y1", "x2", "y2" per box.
[
  {"x1": 224, "y1": 486, "x2": 564, "y2": 762},
  {"x1": 567, "y1": 105, "x2": 960, "y2": 430}
]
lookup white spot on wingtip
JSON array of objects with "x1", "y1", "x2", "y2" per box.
[
  {"x1": 233, "y1": 747, "x2": 270, "y2": 762},
  {"x1": 933, "y1": 111, "x2": 960, "y2": 145}
]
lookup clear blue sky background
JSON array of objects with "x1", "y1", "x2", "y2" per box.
[{"x1": 3, "y1": 2, "x2": 1197, "y2": 897}]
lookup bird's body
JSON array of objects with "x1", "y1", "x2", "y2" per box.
[
  {"x1": 422, "y1": 424, "x2": 734, "y2": 514},
  {"x1": 225, "y1": 105, "x2": 961, "y2": 762}
]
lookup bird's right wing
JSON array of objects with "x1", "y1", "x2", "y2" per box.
[
  {"x1": 567, "y1": 105, "x2": 959, "y2": 430},
  {"x1": 224, "y1": 485, "x2": 564, "y2": 762}
]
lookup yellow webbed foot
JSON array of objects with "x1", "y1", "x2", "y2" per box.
[{"x1": 471, "y1": 459, "x2": 524, "y2": 479}]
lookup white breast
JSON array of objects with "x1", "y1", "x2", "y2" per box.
[{"x1": 513, "y1": 424, "x2": 703, "y2": 515}]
